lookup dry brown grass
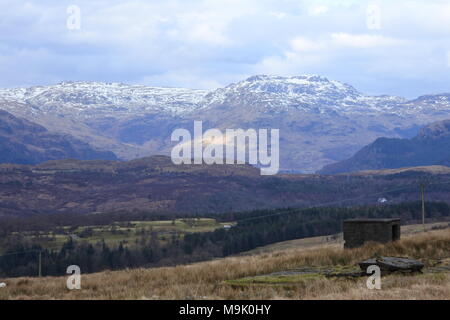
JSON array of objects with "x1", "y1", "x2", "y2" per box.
[
  {"x1": 243, "y1": 222, "x2": 450, "y2": 255},
  {"x1": 0, "y1": 228, "x2": 449, "y2": 300}
]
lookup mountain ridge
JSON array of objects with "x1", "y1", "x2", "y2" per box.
[
  {"x1": 0, "y1": 75, "x2": 412, "y2": 116},
  {"x1": 1, "y1": 75, "x2": 450, "y2": 172},
  {"x1": 318, "y1": 119, "x2": 450, "y2": 174},
  {"x1": 0, "y1": 110, "x2": 117, "y2": 165}
]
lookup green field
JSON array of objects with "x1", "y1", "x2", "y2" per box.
[{"x1": 1, "y1": 218, "x2": 234, "y2": 253}]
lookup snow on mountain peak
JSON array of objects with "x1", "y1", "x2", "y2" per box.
[
  {"x1": 0, "y1": 75, "x2": 425, "y2": 118},
  {"x1": 206, "y1": 74, "x2": 360, "y2": 99},
  {"x1": 201, "y1": 74, "x2": 402, "y2": 114},
  {"x1": 0, "y1": 81, "x2": 209, "y2": 117}
]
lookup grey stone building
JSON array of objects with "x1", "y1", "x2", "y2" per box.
[{"x1": 343, "y1": 218, "x2": 401, "y2": 249}]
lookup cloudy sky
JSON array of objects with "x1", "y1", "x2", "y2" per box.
[{"x1": 2, "y1": 0, "x2": 450, "y2": 97}]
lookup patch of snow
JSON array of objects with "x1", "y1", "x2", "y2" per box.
[{"x1": 0, "y1": 76, "x2": 447, "y2": 120}]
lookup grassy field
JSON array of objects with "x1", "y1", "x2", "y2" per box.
[
  {"x1": 0, "y1": 218, "x2": 231, "y2": 254},
  {"x1": 0, "y1": 225, "x2": 449, "y2": 300}
]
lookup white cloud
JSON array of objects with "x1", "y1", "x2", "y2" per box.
[
  {"x1": 308, "y1": 5, "x2": 329, "y2": 16},
  {"x1": 289, "y1": 33, "x2": 404, "y2": 54},
  {"x1": 1, "y1": 0, "x2": 450, "y2": 97},
  {"x1": 269, "y1": 12, "x2": 287, "y2": 19},
  {"x1": 290, "y1": 37, "x2": 325, "y2": 52},
  {"x1": 330, "y1": 33, "x2": 403, "y2": 48},
  {"x1": 140, "y1": 70, "x2": 224, "y2": 90}
]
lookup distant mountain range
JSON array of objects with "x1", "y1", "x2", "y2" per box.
[
  {"x1": 0, "y1": 110, "x2": 117, "y2": 164},
  {"x1": 1, "y1": 75, "x2": 450, "y2": 172},
  {"x1": 318, "y1": 119, "x2": 450, "y2": 174}
]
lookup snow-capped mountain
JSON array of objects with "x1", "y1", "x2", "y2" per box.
[
  {"x1": 1, "y1": 75, "x2": 446, "y2": 118},
  {"x1": 1, "y1": 75, "x2": 450, "y2": 172},
  {"x1": 400, "y1": 93, "x2": 450, "y2": 114},
  {"x1": 202, "y1": 74, "x2": 407, "y2": 114},
  {"x1": 0, "y1": 81, "x2": 208, "y2": 117}
]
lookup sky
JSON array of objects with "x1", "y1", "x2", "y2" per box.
[{"x1": 1, "y1": 0, "x2": 450, "y2": 98}]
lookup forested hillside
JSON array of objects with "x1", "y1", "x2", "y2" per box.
[
  {"x1": 1, "y1": 201, "x2": 448, "y2": 277},
  {"x1": 2, "y1": 156, "x2": 450, "y2": 217}
]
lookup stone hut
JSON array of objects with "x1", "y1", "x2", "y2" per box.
[{"x1": 343, "y1": 218, "x2": 401, "y2": 249}]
